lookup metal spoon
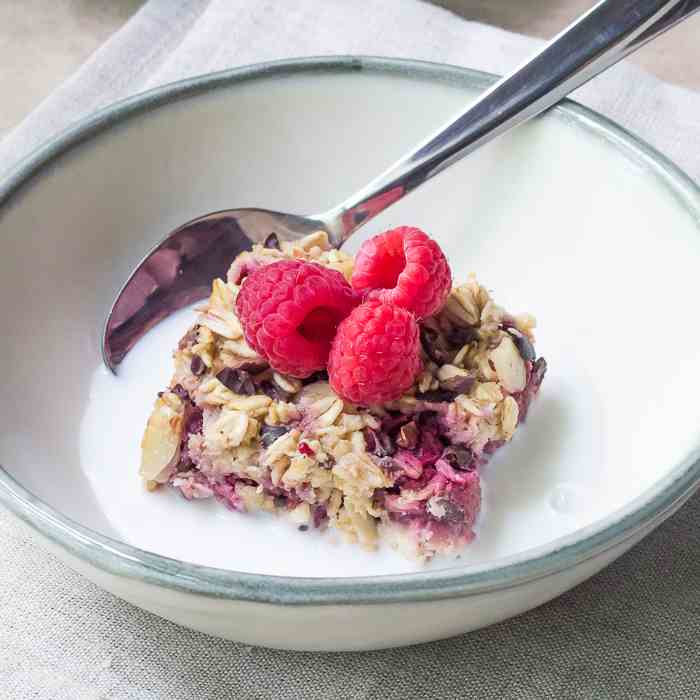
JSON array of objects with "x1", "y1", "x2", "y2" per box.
[{"x1": 103, "y1": 0, "x2": 700, "y2": 371}]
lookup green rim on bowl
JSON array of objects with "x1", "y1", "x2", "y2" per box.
[{"x1": 1, "y1": 56, "x2": 699, "y2": 605}]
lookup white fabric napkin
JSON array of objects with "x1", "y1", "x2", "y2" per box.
[
  {"x1": 3, "y1": 0, "x2": 700, "y2": 185},
  {"x1": 1, "y1": 1, "x2": 699, "y2": 698}
]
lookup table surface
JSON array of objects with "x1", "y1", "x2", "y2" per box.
[{"x1": 0, "y1": 0, "x2": 698, "y2": 143}]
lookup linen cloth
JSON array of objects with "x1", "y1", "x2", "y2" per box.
[{"x1": 1, "y1": 1, "x2": 699, "y2": 697}]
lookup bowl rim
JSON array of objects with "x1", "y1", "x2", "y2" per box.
[{"x1": 1, "y1": 55, "x2": 699, "y2": 606}]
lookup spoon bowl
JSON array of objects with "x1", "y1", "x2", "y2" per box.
[{"x1": 103, "y1": 208, "x2": 326, "y2": 368}]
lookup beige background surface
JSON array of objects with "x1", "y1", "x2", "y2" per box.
[{"x1": 0, "y1": 0, "x2": 698, "y2": 142}]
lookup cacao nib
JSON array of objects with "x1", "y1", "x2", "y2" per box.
[
  {"x1": 236, "y1": 359, "x2": 269, "y2": 373},
  {"x1": 417, "y1": 389, "x2": 459, "y2": 403},
  {"x1": 531, "y1": 356, "x2": 547, "y2": 388},
  {"x1": 506, "y1": 328, "x2": 536, "y2": 362},
  {"x1": 381, "y1": 412, "x2": 413, "y2": 433},
  {"x1": 176, "y1": 398, "x2": 203, "y2": 472},
  {"x1": 441, "y1": 446, "x2": 475, "y2": 471},
  {"x1": 419, "y1": 327, "x2": 452, "y2": 364},
  {"x1": 362, "y1": 428, "x2": 395, "y2": 457},
  {"x1": 301, "y1": 369, "x2": 329, "y2": 385},
  {"x1": 263, "y1": 232, "x2": 280, "y2": 249},
  {"x1": 420, "y1": 326, "x2": 438, "y2": 347},
  {"x1": 178, "y1": 325, "x2": 200, "y2": 351},
  {"x1": 171, "y1": 384, "x2": 189, "y2": 401},
  {"x1": 216, "y1": 368, "x2": 256, "y2": 395},
  {"x1": 176, "y1": 456, "x2": 194, "y2": 472},
  {"x1": 260, "y1": 380, "x2": 292, "y2": 402},
  {"x1": 260, "y1": 424, "x2": 290, "y2": 448},
  {"x1": 184, "y1": 405, "x2": 203, "y2": 435},
  {"x1": 190, "y1": 354, "x2": 206, "y2": 376},
  {"x1": 372, "y1": 489, "x2": 387, "y2": 509},
  {"x1": 312, "y1": 505, "x2": 328, "y2": 528},
  {"x1": 446, "y1": 326, "x2": 479, "y2": 347}
]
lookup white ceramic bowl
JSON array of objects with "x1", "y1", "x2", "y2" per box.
[{"x1": 1, "y1": 57, "x2": 699, "y2": 651}]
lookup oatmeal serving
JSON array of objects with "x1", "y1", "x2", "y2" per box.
[{"x1": 140, "y1": 226, "x2": 546, "y2": 560}]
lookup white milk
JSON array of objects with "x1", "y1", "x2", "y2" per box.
[{"x1": 81, "y1": 304, "x2": 614, "y2": 577}]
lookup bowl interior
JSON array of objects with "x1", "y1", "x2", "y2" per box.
[{"x1": 1, "y1": 62, "x2": 699, "y2": 578}]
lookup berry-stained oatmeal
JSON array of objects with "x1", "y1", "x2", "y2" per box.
[{"x1": 140, "y1": 227, "x2": 546, "y2": 560}]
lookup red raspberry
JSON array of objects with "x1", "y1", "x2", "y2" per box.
[
  {"x1": 328, "y1": 300, "x2": 421, "y2": 404},
  {"x1": 236, "y1": 260, "x2": 359, "y2": 378},
  {"x1": 351, "y1": 226, "x2": 452, "y2": 319}
]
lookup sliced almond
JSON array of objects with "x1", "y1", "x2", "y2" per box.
[
  {"x1": 472, "y1": 381, "x2": 504, "y2": 403},
  {"x1": 317, "y1": 398, "x2": 344, "y2": 427},
  {"x1": 443, "y1": 295, "x2": 477, "y2": 326},
  {"x1": 350, "y1": 430, "x2": 367, "y2": 454},
  {"x1": 501, "y1": 396, "x2": 520, "y2": 440},
  {"x1": 298, "y1": 381, "x2": 335, "y2": 406},
  {"x1": 197, "y1": 279, "x2": 243, "y2": 339},
  {"x1": 226, "y1": 394, "x2": 272, "y2": 413},
  {"x1": 219, "y1": 338, "x2": 260, "y2": 359},
  {"x1": 139, "y1": 393, "x2": 184, "y2": 482},
  {"x1": 236, "y1": 483, "x2": 272, "y2": 512},
  {"x1": 450, "y1": 286, "x2": 481, "y2": 325},
  {"x1": 207, "y1": 408, "x2": 249, "y2": 449},
  {"x1": 282, "y1": 455, "x2": 314, "y2": 487},
  {"x1": 437, "y1": 364, "x2": 474, "y2": 393},
  {"x1": 296, "y1": 230, "x2": 330, "y2": 252},
  {"x1": 489, "y1": 335, "x2": 526, "y2": 393},
  {"x1": 272, "y1": 372, "x2": 302, "y2": 395},
  {"x1": 455, "y1": 394, "x2": 484, "y2": 417}
]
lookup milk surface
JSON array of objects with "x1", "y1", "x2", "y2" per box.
[{"x1": 82, "y1": 305, "x2": 612, "y2": 577}]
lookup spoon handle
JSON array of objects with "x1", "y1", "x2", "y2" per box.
[{"x1": 323, "y1": 0, "x2": 700, "y2": 244}]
